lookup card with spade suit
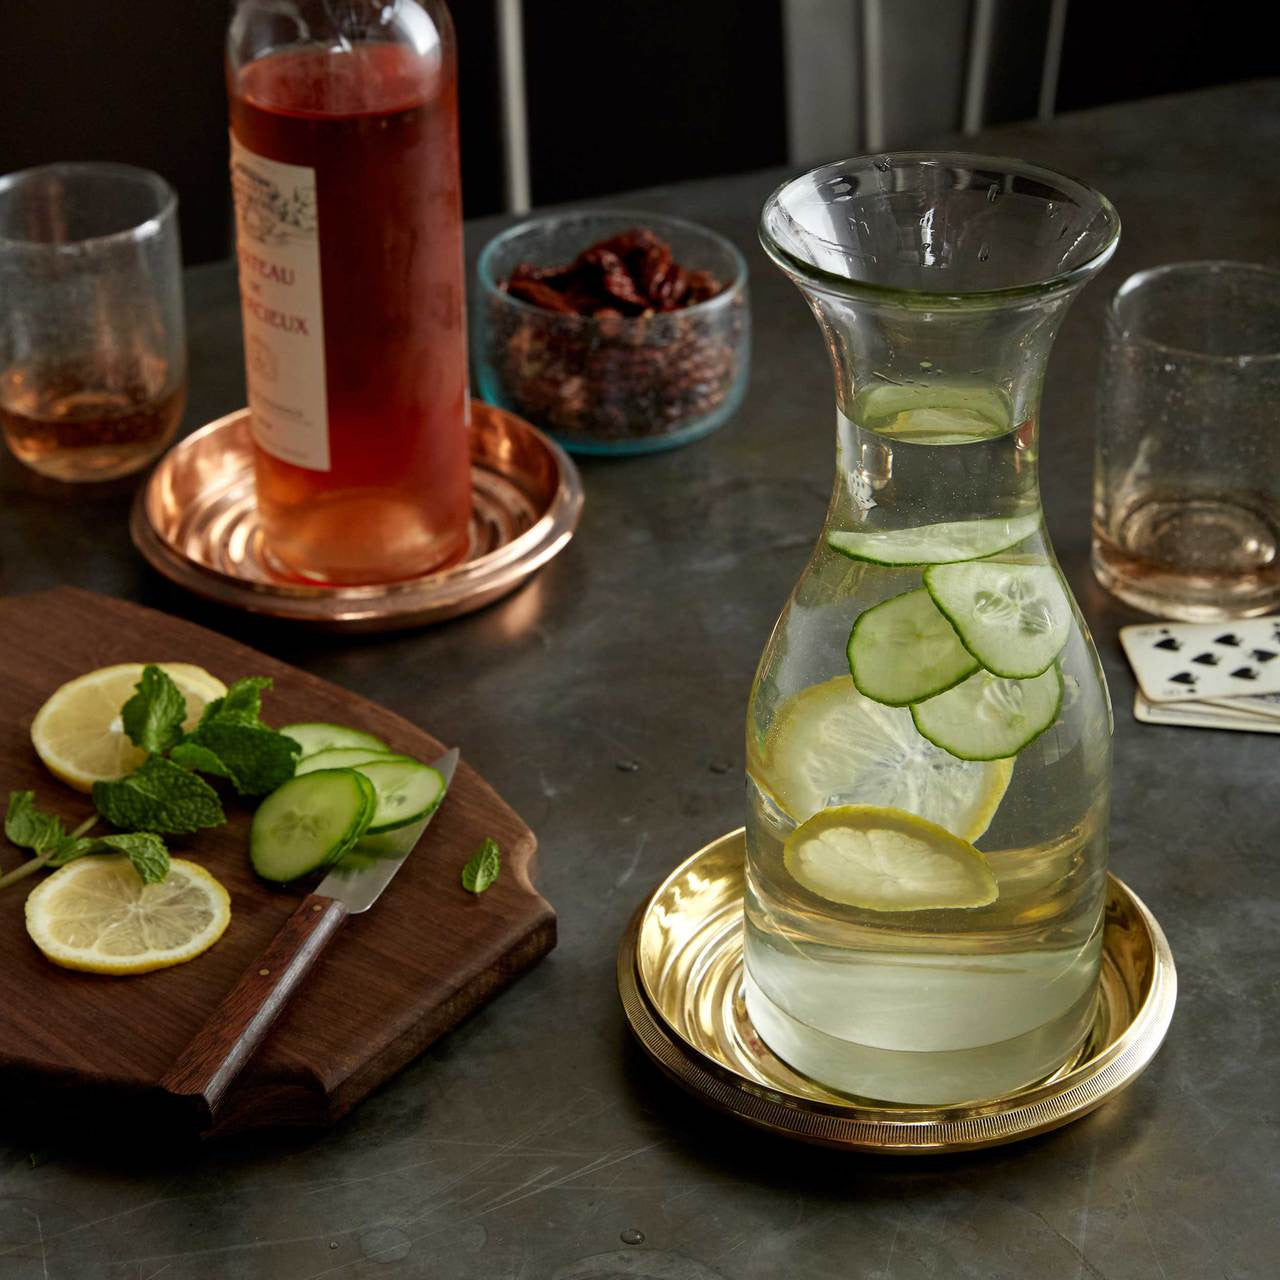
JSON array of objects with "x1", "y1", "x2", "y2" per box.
[
  {"x1": 1202, "y1": 693, "x2": 1280, "y2": 720},
  {"x1": 1134, "y1": 691, "x2": 1280, "y2": 733},
  {"x1": 1119, "y1": 618, "x2": 1280, "y2": 703}
]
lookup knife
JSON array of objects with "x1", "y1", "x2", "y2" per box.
[{"x1": 160, "y1": 748, "x2": 459, "y2": 1127}]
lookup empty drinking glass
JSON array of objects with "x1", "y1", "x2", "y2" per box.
[{"x1": 1092, "y1": 261, "x2": 1280, "y2": 619}]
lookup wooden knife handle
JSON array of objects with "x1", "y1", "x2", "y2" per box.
[{"x1": 160, "y1": 893, "x2": 349, "y2": 1126}]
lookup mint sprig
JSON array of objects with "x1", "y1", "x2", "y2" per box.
[
  {"x1": 96, "y1": 668, "x2": 300, "y2": 832},
  {"x1": 5, "y1": 665, "x2": 302, "y2": 892},
  {"x1": 1, "y1": 792, "x2": 170, "y2": 889}
]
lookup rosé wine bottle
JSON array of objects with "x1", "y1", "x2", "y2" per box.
[{"x1": 228, "y1": 1, "x2": 471, "y2": 584}]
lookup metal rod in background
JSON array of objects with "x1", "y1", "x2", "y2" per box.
[
  {"x1": 861, "y1": 0, "x2": 885, "y2": 151},
  {"x1": 781, "y1": 0, "x2": 864, "y2": 163},
  {"x1": 1039, "y1": 0, "x2": 1069, "y2": 120},
  {"x1": 962, "y1": 0, "x2": 996, "y2": 134},
  {"x1": 496, "y1": 0, "x2": 531, "y2": 214}
]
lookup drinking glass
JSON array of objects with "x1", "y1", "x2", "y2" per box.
[
  {"x1": 1091, "y1": 261, "x2": 1280, "y2": 619},
  {"x1": 0, "y1": 163, "x2": 186, "y2": 482}
]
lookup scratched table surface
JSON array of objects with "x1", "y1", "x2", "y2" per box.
[{"x1": 1, "y1": 80, "x2": 1278, "y2": 1280}]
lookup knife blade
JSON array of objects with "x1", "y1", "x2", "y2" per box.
[{"x1": 160, "y1": 748, "x2": 459, "y2": 1128}]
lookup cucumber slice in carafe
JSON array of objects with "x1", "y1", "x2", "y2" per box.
[
  {"x1": 911, "y1": 665, "x2": 1063, "y2": 762},
  {"x1": 924, "y1": 560, "x2": 1071, "y2": 678},
  {"x1": 847, "y1": 588, "x2": 978, "y2": 706},
  {"x1": 827, "y1": 514, "x2": 1040, "y2": 567}
]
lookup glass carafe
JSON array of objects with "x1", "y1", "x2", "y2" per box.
[{"x1": 746, "y1": 154, "x2": 1121, "y2": 1105}]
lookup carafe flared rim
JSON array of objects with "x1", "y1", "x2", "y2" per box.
[{"x1": 760, "y1": 151, "x2": 1121, "y2": 309}]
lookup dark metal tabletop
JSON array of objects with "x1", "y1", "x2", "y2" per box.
[{"x1": 1, "y1": 79, "x2": 1277, "y2": 1280}]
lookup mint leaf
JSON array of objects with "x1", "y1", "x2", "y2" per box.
[
  {"x1": 170, "y1": 741, "x2": 232, "y2": 780},
  {"x1": 45, "y1": 832, "x2": 170, "y2": 883},
  {"x1": 121, "y1": 665, "x2": 187, "y2": 755},
  {"x1": 460, "y1": 838, "x2": 500, "y2": 894},
  {"x1": 93, "y1": 755, "x2": 225, "y2": 835},
  {"x1": 95, "y1": 833, "x2": 170, "y2": 884},
  {"x1": 175, "y1": 675, "x2": 298, "y2": 795},
  {"x1": 180, "y1": 722, "x2": 298, "y2": 797},
  {"x1": 4, "y1": 792, "x2": 68, "y2": 855},
  {"x1": 197, "y1": 677, "x2": 273, "y2": 730}
]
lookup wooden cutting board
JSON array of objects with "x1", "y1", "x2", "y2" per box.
[{"x1": 0, "y1": 588, "x2": 554, "y2": 1138}]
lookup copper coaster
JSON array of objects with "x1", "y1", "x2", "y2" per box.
[
  {"x1": 130, "y1": 403, "x2": 583, "y2": 630},
  {"x1": 618, "y1": 829, "x2": 1177, "y2": 1153}
]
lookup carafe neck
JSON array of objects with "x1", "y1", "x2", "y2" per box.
[{"x1": 809, "y1": 290, "x2": 1075, "y2": 528}]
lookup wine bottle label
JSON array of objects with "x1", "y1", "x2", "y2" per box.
[{"x1": 229, "y1": 134, "x2": 330, "y2": 471}]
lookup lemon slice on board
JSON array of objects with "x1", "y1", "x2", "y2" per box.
[
  {"x1": 25, "y1": 856, "x2": 231, "y2": 975},
  {"x1": 30, "y1": 663, "x2": 227, "y2": 793},
  {"x1": 783, "y1": 805, "x2": 999, "y2": 911},
  {"x1": 757, "y1": 676, "x2": 1013, "y2": 842}
]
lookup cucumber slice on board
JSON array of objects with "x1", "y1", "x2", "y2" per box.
[
  {"x1": 828, "y1": 514, "x2": 1040, "y2": 567},
  {"x1": 912, "y1": 665, "x2": 1063, "y2": 762},
  {"x1": 280, "y1": 723, "x2": 388, "y2": 758},
  {"x1": 250, "y1": 768, "x2": 376, "y2": 883},
  {"x1": 354, "y1": 759, "x2": 446, "y2": 834},
  {"x1": 924, "y1": 560, "x2": 1071, "y2": 678},
  {"x1": 847, "y1": 588, "x2": 978, "y2": 706},
  {"x1": 295, "y1": 746, "x2": 409, "y2": 776}
]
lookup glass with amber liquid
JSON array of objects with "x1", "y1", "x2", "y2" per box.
[
  {"x1": 228, "y1": 0, "x2": 471, "y2": 584},
  {"x1": 0, "y1": 164, "x2": 186, "y2": 482}
]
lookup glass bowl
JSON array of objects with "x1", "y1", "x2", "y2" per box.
[{"x1": 474, "y1": 210, "x2": 750, "y2": 456}]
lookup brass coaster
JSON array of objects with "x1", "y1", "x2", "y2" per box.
[
  {"x1": 618, "y1": 829, "x2": 1176, "y2": 1153},
  {"x1": 130, "y1": 403, "x2": 583, "y2": 631}
]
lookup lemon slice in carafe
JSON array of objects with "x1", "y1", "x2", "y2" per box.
[
  {"x1": 783, "y1": 804, "x2": 999, "y2": 911},
  {"x1": 756, "y1": 676, "x2": 1013, "y2": 841}
]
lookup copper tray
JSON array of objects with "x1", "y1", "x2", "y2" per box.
[
  {"x1": 618, "y1": 829, "x2": 1177, "y2": 1153},
  {"x1": 130, "y1": 403, "x2": 583, "y2": 631}
]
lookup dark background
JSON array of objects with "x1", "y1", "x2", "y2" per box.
[{"x1": 0, "y1": 0, "x2": 1274, "y2": 265}]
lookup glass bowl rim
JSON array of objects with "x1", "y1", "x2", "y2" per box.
[
  {"x1": 475, "y1": 208, "x2": 749, "y2": 328},
  {"x1": 1108, "y1": 259, "x2": 1280, "y2": 366},
  {"x1": 759, "y1": 150, "x2": 1122, "y2": 307},
  {"x1": 0, "y1": 162, "x2": 178, "y2": 255}
]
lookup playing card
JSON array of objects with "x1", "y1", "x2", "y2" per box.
[
  {"x1": 1119, "y1": 618, "x2": 1280, "y2": 702},
  {"x1": 1134, "y1": 691, "x2": 1280, "y2": 733},
  {"x1": 1203, "y1": 690, "x2": 1280, "y2": 721}
]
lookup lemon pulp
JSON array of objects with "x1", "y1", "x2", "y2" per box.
[{"x1": 25, "y1": 856, "x2": 231, "y2": 974}]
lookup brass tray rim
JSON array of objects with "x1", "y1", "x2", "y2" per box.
[
  {"x1": 129, "y1": 404, "x2": 584, "y2": 629},
  {"x1": 618, "y1": 827, "x2": 1177, "y2": 1153}
]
